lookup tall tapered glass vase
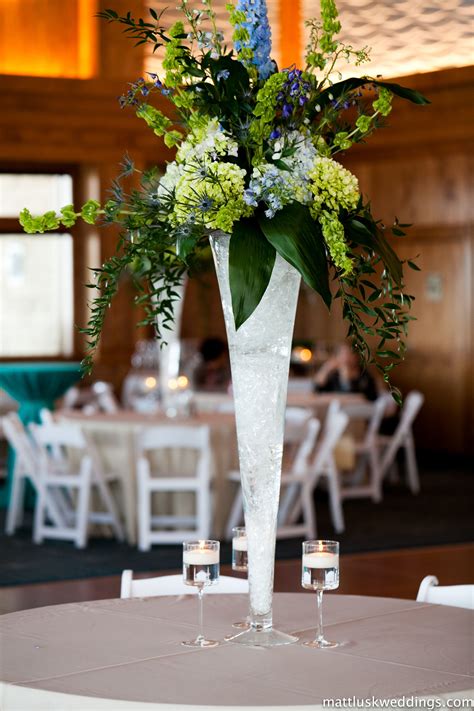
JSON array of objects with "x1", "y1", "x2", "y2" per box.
[{"x1": 210, "y1": 232, "x2": 300, "y2": 647}]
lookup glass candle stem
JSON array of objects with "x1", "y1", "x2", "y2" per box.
[
  {"x1": 197, "y1": 585, "x2": 204, "y2": 643},
  {"x1": 316, "y1": 589, "x2": 324, "y2": 644}
]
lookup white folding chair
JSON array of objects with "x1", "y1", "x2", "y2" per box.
[
  {"x1": 277, "y1": 406, "x2": 349, "y2": 539},
  {"x1": 2, "y1": 413, "x2": 63, "y2": 535},
  {"x1": 120, "y1": 570, "x2": 248, "y2": 598},
  {"x1": 340, "y1": 393, "x2": 393, "y2": 502},
  {"x1": 375, "y1": 391, "x2": 424, "y2": 499},
  {"x1": 416, "y1": 576, "x2": 474, "y2": 610},
  {"x1": 136, "y1": 425, "x2": 212, "y2": 550},
  {"x1": 30, "y1": 421, "x2": 124, "y2": 548},
  {"x1": 224, "y1": 408, "x2": 315, "y2": 539}
]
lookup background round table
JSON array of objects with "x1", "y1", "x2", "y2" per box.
[
  {"x1": 0, "y1": 361, "x2": 81, "y2": 506},
  {"x1": 0, "y1": 593, "x2": 471, "y2": 710}
]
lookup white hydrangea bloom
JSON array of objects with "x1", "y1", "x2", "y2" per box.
[{"x1": 176, "y1": 118, "x2": 238, "y2": 164}]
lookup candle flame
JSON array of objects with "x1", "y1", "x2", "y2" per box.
[{"x1": 177, "y1": 375, "x2": 189, "y2": 389}]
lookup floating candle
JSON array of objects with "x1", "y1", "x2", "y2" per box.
[
  {"x1": 302, "y1": 551, "x2": 339, "y2": 569},
  {"x1": 232, "y1": 536, "x2": 248, "y2": 552},
  {"x1": 183, "y1": 548, "x2": 219, "y2": 565}
]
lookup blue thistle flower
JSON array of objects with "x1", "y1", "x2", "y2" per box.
[{"x1": 234, "y1": 0, "x2": 274, "y2": 80}]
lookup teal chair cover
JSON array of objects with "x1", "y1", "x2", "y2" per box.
[{"x1": 0, "y1": 362, "x2": 81, "y2": 507}]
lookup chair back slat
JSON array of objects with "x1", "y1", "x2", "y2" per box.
[
  {"x1": 364, "y1": 393, "x2": 393, "y2": 445},
  {"x1": 2, "y1": 413, "x2": 38, "y2": 474},
  {"x1": 121, "y1": 571, "x2": 248, "y2": 598},
  {"x1": 30, "y1": 422, "x2": 88, "y2": 450},
  {"x1": 416, "y1": 575, "x2": 473, "y2": 610},
  {"x1": 137, "y1": 425, "x2": 210, "y2": 453},
  {"x1": 310, "y1": 408, "x2": 348, "y2": 479}
]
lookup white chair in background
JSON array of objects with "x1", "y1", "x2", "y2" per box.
[
  {"x1": 340, "y1": 393, "x2": 393, "y2": 502},
  {"x1": 120, "y1": 570, "x2": 248, "y2": 598},
  {"x1": 375, "y1": 391, "x2": 424, "y2": 500},
  {"x1": 136, "y1": 425, "x2": 212, "y2": 550},
  {"x1": 30, "y1": 421, "x2": 124, "y2": 548},
  {"x1": 2, "y1": 413, "x2": 64, "y2": 535},
  {"x1": 416, "y1": 575, "x2": 474, "y2": 610},
  {"x1": 277, "y1": 406, "x2": 349, "y2": 539},
  {"x1": 224, "y1": 409, "x2": 316, "y2": 539}
]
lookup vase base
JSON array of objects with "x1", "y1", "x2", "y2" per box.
[{"x1": 226, "y1": 626, "x2": 298, "y2": 647}]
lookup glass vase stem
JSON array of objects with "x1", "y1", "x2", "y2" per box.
[{"x1": 211, "y1": 231, "x2": 300, "y2": 647}]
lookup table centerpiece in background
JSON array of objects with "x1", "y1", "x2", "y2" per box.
[{"x1": 20, "y1": 0, "x2": 428, "y2": 645}]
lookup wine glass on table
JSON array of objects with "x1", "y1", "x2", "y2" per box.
[
  {"x1": 182, "y1": 540, "x2": 220, "y2": 648},
  {"x1": 301, "y1": 540, "x2": 340, "y2": 648}
]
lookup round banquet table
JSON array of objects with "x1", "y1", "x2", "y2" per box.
[
  {"x1": 0, "y1": 361, "x2": 81, "y2": 507},
  {"x1": 0, "y1": 593, "x2": 472, "y2": 710},
  {"x1": 58, "y1": 409, "x2": 239, "y2": 543}
]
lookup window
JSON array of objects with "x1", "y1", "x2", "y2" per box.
[{"x1": 0, "y1": 173, "x2": 74, "y2": 358}]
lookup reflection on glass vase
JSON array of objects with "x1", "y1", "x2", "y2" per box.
[
  {"x1": 154, "y1": 276, "x2": 187, "y2": 411},
  {"x1": 210, "y1": 231, "x2": 300, "y2": 647}
]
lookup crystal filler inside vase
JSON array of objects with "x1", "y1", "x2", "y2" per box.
[{"x1": 210, "y1": 231, "x2": 300, "y2": 646}]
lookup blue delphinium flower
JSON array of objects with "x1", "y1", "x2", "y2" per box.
[{"x1": 234, "y1": 0, "x2": 274, "y2": 80}]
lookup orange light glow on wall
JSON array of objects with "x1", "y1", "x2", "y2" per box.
[
  {"x1": 278, "y1": 0, "x2": 302, "y2": 69},
  {"x1": 0, "y1": 0, "x2": 98, "y2": 79}
]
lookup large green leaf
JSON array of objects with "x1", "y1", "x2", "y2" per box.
[
  {"x1": 259, "y1": 204, "x2": 332, "y2": 308},
  {"x1": 229, "y1": 218, "x2": 276, "y2": 330},
  {"x1": 346, "y1": 218, "x2": 403, "y2": 285},
  {"x1": 316, "y1": 77, "x2": 430, "y2": 108}
]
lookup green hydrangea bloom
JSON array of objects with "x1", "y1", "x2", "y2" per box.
[
  {"x1": 308, "y1": 157, "x2": 359, "y2": 215},
  {"x1": 173, "y1": 162, "x2": 251, "y2": 233},
  {"x1": 308, "y1": 157, "x2": 359, "y2": 273}
]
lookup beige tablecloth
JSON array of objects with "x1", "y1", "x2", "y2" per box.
[
  {"x1": 59, "y1": 410, "x2": 238, "y2": 544},
  {"x1": 193, "y1": 392, "x2": 368, "y2": 471},
  {"x1": 0, "y1": 594, "x2": 472, "y2": 710}
]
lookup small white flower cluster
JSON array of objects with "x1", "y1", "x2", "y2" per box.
[{"x1": 176, "y1": 118, "x2": 238, "y2": 163}]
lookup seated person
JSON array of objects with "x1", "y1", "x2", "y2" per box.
[
  {"x1": 194, "y1": 337, "x2": 231, "y2": 392},
  {"x1": 314, "y1": 343, "x2": 380, "y2": 401}
]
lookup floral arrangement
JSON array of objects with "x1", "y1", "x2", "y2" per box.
[{"x1": 20, "y1": 0, "x2": 428, "y2": 400}]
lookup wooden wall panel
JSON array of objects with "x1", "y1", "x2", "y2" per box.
[{"x1": 388, "y1": 228, "x2": 472, "y2": 452}]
